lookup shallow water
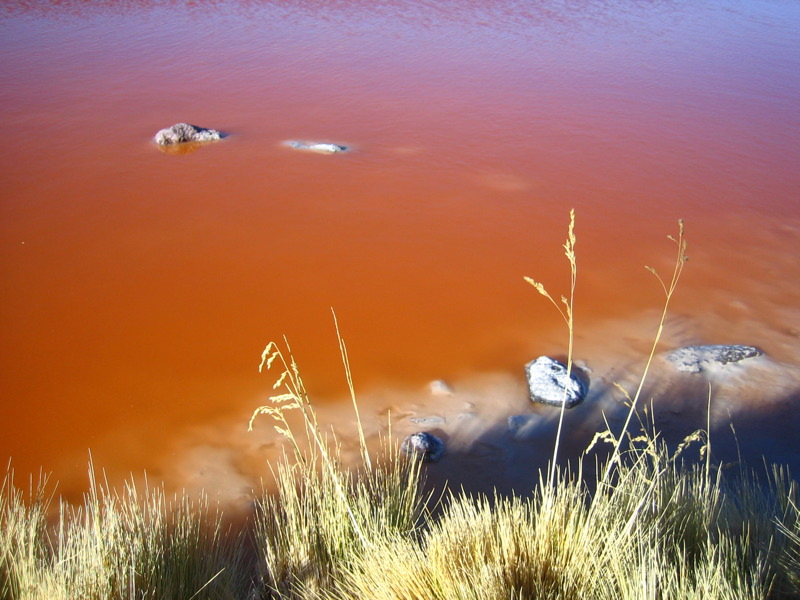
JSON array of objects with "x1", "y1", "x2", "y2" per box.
[{"x1": 1, "y1": 0, "x2": 799, "y2": 501}]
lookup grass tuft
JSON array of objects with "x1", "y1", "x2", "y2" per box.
[
  {"x1": 1, "y1": 466, "x2": 250, "y2": 599},
  {"x1": 248, "y1": 322, "x2": 428, "y2": 598}
]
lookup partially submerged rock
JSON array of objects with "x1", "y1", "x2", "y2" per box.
[
  {"x1": 284, "y1": 140, "x2": 347, "y2": 154},
  {"x1": 525, "y1": 356, "x2": 588, "y2": 409},
  {"x1": 428, "y1": 379, "x2": 454, "y2": 396},
  {"x1": 409, "y1": 416, "x2": 446, "y2": 427},
  {"x1": 665, "y1": 344, "x2": 764, "y2": 373},
  {"x1": 154, "y1": 123, "x2": 222, "y2": 146},
  {"x1": 401, "y1": 432, "x2": 444, "y2": 463}
]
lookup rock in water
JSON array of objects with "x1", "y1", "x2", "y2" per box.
[
  {"x1": 401, "y1": 432, "x2": 444, "y2": 463},
  {"x1": 665, "y1": 344, "x2": 764, "y2": 373},
  {"x1": 284, "y1": 140, "x2": 347, "y2": 154},
  {"x1": 428, "y1": 379, "x2": 454, "y2": 396},
  {"x1": 525, "y1": 356, "x2": 588, "y2": 408},
  {"x1": 409, "y1": 416, "x2": 446, "y2": 426},
  {"x1": 154, "y1": 123, "x2": 222, "y2": 145}
]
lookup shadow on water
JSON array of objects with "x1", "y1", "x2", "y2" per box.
[{"x1": 407, "y1": 354, "x2": 800, "y2": 503}]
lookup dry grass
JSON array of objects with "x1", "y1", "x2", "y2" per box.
[
  {"x1": 1, "y1": 467, "x2": 250, "y2": 600},
  {"x1": 247, "y1": 321, "x2": 428, "y2": 598},
  {"x1": 334, "y1": 432, "x2": 799, "y2": 600}
]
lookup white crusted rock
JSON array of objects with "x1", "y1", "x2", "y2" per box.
[
  {"x1": 409, "y1": 416, "x2": 446, "y2": 427},
  {"x1": 154, "y1": 123, "x2": 222, "y2": 145},
  {"x1": 665, "y1": 344, "x2": 764, "y2": 373},
  {"x1": 525, "y1": 356, "x2": 588, "y2": 409},
  {"x1": 284, "y1": 140, "x2": 347, "y2": 154}
]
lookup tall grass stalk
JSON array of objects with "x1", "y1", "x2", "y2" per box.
[
  {"x1": 333, "y1": 309, "x2": 371, "y2": 471},
  {"x1": 524, "y1": 208, "x2": 577, "y2": 488},
  {"x1": 602, "y1": 220, "x2": 688, "y2": 481}
]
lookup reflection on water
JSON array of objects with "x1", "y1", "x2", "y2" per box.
[{"x1": 1, "y1": 0, "x2": 799, "y2": 500}]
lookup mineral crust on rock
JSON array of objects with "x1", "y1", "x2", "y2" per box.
[
  {"x1": 154, "y1": 123, "x2": 222, "y2": 145},
  {"x1": 665, "y1": 344, "x2": 764, "y2": 373},
  {"x1": 284, "y1": 140, "x2": 347, "y2": 153},
  {"x1": 525, "y1": 356, "x2": 588, "y2": 409}
]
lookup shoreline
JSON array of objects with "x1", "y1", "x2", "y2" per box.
[{"x1": 11, "y1": 302, "x2": 798, "y2": 511}]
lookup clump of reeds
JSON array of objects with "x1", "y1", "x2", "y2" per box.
[
  {"x1": 0, "y1": 469, "x2": 51, "y2": 600},
  {"x1": 247, "y1": 317, "x2": 427, "y2": 598},
  {"x1": 335, "y1": 437, "x2": 799, "y2": 599},
  {"x1": 0, "y1": 466, "x2": 250, "y2": 599}
]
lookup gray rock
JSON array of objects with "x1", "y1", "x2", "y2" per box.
[
  {"x1": 401, "y1": 432, "x2": 444, "y2": 463},
  {"x1": 409, "y1": 416, "x2": 446, "y2": 427},
  {"x1": 154, "y1": 123, "x2": 222, "y2": 145},
  {"x1": 284, "y1": 140, "x2": 347, "y2": 154},
  {"x1": 665, "y1": 344, "x2": 764, "y2": 373},
  {"x1": 525, "y1": 356, "x2": 588, "y2": 409}
]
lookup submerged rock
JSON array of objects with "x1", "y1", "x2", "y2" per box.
[
  {"x1": 525, "y1": 356, "x2": 588, "y2": 409},
  {"x1": 409, "y1": 416, "x2": 446, "y2": 427},
  {"x1": 401, "y1": 432, "x2": 444, "y2": 463},
  {"x1": 154, "y1": 123, "x2": 222, "y2": 146},
  {"x1": 507, "y1": 414, "x2": 542, "y2": 440},
  {"x1": 665, "y1": 344, "x2": 764, "y2": 373},
  {"x1": 428, "y1": 379, "x2": 454, "y2": 396},
  {"x1": 284, "y1": 140, "x2": 347, "y2": 154}
]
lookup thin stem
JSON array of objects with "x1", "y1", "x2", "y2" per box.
[
  {"x1": 548, "y1": 211, "x2": 577, "y2": 489},
  {"x1": 603, "y1": 221, "x2": 687, "y2": 482},
  {"x1": 526, "y1": 210, "x2": 577, "y2": 491},
  {"x1": 333, "y1": 308, "x2": 372, "y2": 472}
]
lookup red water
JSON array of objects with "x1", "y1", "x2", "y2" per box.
[{"x1": 1, "y1": 0, "x2": 799, "y2": 500}]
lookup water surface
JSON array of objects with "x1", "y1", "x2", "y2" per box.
[{"x1": 1, "y1": 0, "x2": 799, "y2": 499}]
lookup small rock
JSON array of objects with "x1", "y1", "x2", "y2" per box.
[
  {"x1": 409, "y1": 416, "x2": 446, "y2": 427},
  {"x1": 665, "y1": 344, "x2": 764, "y2": 373},
  {"x1": 428, "y1": 380, "x2": 453, "y2": 396},
  {"x1": 154, "y1": 123, "x2": 222, "y2": 145},
  {"x1": 525, "y1": 356, "x2": 588, "y2": 409},
  {"x1": 284, "y1": 140, "x2": 347, "y2": 154},
  {"x1": 401, "y1": 432, "x2": 444, "y2": 463}
]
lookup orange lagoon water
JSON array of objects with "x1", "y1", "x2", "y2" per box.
[{"x1": 1, "y1": 0, "x2": 799, "y2": 501}]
